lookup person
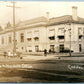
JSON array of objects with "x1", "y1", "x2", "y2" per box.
[
  {"x1": 44, "y1": 49, "x2": 47, "y2": 56},
  {"x1": 49, "y1": 49, "x2": 51, "y2": 54}
]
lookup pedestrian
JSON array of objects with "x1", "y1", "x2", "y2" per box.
[
  {"x1": 44, "y1": 49, "x2": 47, "y2": 56},
  {"x1": 49, "y1": 49, "x2": 51, "y2": 54}
]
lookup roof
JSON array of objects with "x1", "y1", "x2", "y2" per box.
[
  {"x1": 17, "y1": 15, "x2": 84, "y2": 27},
  {"x1": 48, "y1": 15, "x2": 84, "y2": 26},
  {"x1": 16, "y1": 16, "x2": 48, "y2": 27},
  {"x1": 0, "y1": 15, "x2": 84, "y2": 34}
]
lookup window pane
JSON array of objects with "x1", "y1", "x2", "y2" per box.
[{"x1": 20, "y1": 33, "x2": 24, "y2": 42}]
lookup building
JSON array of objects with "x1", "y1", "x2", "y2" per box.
[{"x1": 0, "y1": 6, "x2": 84, "y2": 54}]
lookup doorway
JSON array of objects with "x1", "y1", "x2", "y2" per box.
[
  {"x1": 35, "y1": 45, "x2": 39, "y2": 52},
  {"x1": 50, "y1": 45, "x2": 54, "y2": 52},
  {"x1": 59, "y1": 44, "x2": 64, "y2": 53}
]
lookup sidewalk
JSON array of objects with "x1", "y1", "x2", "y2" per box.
[
  {"x1": 0, "y1": 53, "x2": 84, "y2": 62},
  {"x1": 22, "y1": 54, "x2": 84, "y2": 61},
  {"x1": 23, "y1": 55, "x2": 58, "y2": 61}
]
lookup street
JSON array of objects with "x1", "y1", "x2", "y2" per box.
[{"x1": 0, "y1": 55, "x2": 84, "y2": 83}]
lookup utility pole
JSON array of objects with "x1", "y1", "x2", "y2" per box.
[
  {"x1": 13, "y1": 1, "x2": 16, "y2": 56},
  {"x1": 6, "y1": 1, "x2": 20, "y2": 57},
  {"x1": 68, "y1": 24, "x2": 71, "y2": 57},
  {"x1": 69, "y1": 28, "x2": 71, "y2": 56}
]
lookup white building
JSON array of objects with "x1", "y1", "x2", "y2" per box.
[{"x1": 0, "y1": 6, "x2": 84, "y2": 53}]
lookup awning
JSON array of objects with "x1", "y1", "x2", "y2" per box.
[
  {"x1": 49, "y1": 36, "x2": 55, "y2": 40},
  {"x1": 49, "y1": 36, "x2": 55, "y2": 38},
  {"x1": 79, "y1": 35, "x2": 83, "y2": 39},
  {"x1": 34, "y1": 37, "x2": 39, "y2": 39},
  {"x1": 58, "y1": 35, "x2": 64, "y2": 39},
  {"x1": 27, "y1": 38, "x2": 32, "y2": 40}
]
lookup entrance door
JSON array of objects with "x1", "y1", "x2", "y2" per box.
[
  {"x1": 59, "y1": 44, "x2": 64, "y2": 53},
  {"x1": 35, "y1": 45, "x2": 39, "y2": 52},
  {"x1": 79, "y1": 44, "x2": 82, "y2": 52},
  {"x1": 50, "y1": 45, "x2": 54, "y2": 52}
]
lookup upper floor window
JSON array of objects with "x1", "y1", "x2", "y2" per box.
[
  {"x1": 49, "y1": 36, "x2": 55, "y2": 40},
  {"x1": 2, "y1": 37, "x2": 4, "y2": 44},
  {"x1": 27, "y1": 32, "x2": 32, "y2": 37},
  {"x1": 34, "y1": 31, "x2": 39, "y2": 36},
  {"x1": 20, "y1": 33, "x2": 24, "y2": 42},
  {"x1": 27, "y1": 38, "x2": 32, "y2": 41},
  {"x1": 58, "y1": 28, "x2": 64, "y2": 35},
  {"x1": 78, "y1": 28, "x2": 83, "y2": 40},
  {"x1": 78, "y1": 28, "x2": 82, "y2": 35},
  {"x1": 34, "y1": 37, "x2": 39, "y2": 41},
  {"x1": 9, "y1": 36, "x2": 12, "y2": 43},
  {"x1": 27, "y1": 32, "x2": 32, "y2": 42},
  {"x1": 34, "y1": 31, "x2": 39, "y2": 41},
  {"x1": 79, "y1": 35, "x2": 82, "y2": 39},
  {"x1": 49, "y1": 29, "x2": 55, "y2": 40},
  {"x1": 58, "y1": 36, "x2": 64, "y2": 39},
  {"x1": 58, "y1": 28, "x2": 64, "y2": 39}
]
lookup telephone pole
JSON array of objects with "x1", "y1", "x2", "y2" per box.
[
  {"x1": 68, "y1": 23, "x2": 71, "y2": 57},
  {"x1": 6, "y1": 1, "x2": 20, "y2": 56},
  {"x1": 13, "y1": 1, "x2": 16, "y2": 56},
  {"x1": 69, "y1": 28, "x2": 71, "y2": 56}
]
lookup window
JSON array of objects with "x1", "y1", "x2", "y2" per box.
[
  {"x1": 27, "y1": 32, "x2": 32, "y2": 38},
  {"x1": 58, "y1": 28, "x2": 64, "y2": 34},
  {"x1": 78, "y1": 28, "x2": 82, "y2": 35},
  {"x1": 58, "y1": 28, "x2": 65, "y2": 40},
  {"x1": 20, "y1": 33, "x2": 24, "y2": 42},
  {"x1": 2, "y1": 37, "x2": 4, "y2": 44},
  {"x1": 58, "y1": 36, "x2": 64, "y2": 39},
  {"x1": 49, "y1": 36, "x2": 55, "y2": 40},
  {"x1": 34, "y1": 31, "x2": 39, "y2": 37},
  {"x1": 59, "y1": 44, "x2": 64, "y2": 53},
  {"x1": 49, "y1": 29, "x2": 55, "y2": 40},
  {"x1": 35, "y1": 45, "x2": 39, "y2": 52},
  {"x1": 9, "y1": 36, "x2": 11, "y2": 43},
  {"x1": 78, "y1": 28, "x2": 83, "y2": 40},
  {"x1": 79, "y1": 44, "x2": 82, "y2": 52},
  {"x1": 27, "y1": 46, "x2": 32, "y2": 52},
  {"x1": 79, "y1": 35, "x2": 82, "y2": 39},
  {"x1": 50, "y1": 45, "x2": 54, "y2": 52},
  {"x1": 49, "y1": 29, "x2": 55, "y2": 36},
  {"x1": 27, "y1": 38, "x2": 32, "y2": 41},
  {"x1": 34, "y1": 37, "x2": 39, "y2": 41},
  {"x1": 34, "y1": 31, "x2": 39, "y2": 41}
]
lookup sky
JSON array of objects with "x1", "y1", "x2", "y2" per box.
[{"x1": 0, "y1": 1, "x2": 84, "y2": 28}]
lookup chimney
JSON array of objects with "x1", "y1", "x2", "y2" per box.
[
  {"x1": 46, "y1": 12, "x2": 49, "y2": 21},
  {"x1": 72, "y1": 6, "x2": 78, "y2": 21}
]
